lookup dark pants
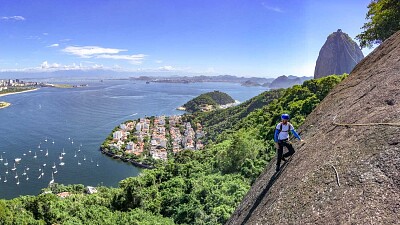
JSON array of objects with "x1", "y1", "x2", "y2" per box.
[{"x1": 276, "y1": 140, "x2": 295, "y2": 170}]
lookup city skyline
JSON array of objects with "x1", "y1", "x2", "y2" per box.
[{"x1": 1, "y1": 0, "x2": 374, "y2": 78}]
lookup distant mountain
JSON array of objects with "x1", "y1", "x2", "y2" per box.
[
  {"x1": 314, "y1": 29, "x2": 364, "y2": 79},
  {"x1": 268, "y1": 75, "x2": 312, "y2": 89}
]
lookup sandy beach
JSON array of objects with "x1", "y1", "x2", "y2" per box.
[
  {"x1": 0, "y1": 88, "x2": 39, "y2": 97},
  {"x1": 0, "y1": 101, "x2": 11, "y2": 109}
]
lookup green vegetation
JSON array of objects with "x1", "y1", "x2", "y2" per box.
[
  {"x1": 0, "y1": 75, "x2": 346, "y2": 224},
  {"x1": 356, "y1": 0, "x2": 400, "y2": 48},
  {"x1": 0, "y1": 87, "x2": 35, "y2": 95},
  {"x1": 182, "y1": 91, "x2": 235, "y2": 112}
]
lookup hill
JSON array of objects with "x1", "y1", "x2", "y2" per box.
[
  {"x1": 314, "y1": 29, "x2": 364, "y2": 79},
  {"x1": 181, "y1": 91, "x2": 235, "y2": 112},
  {"x1": 227, "y1": 30, "x2": 400, "y2": 224}
]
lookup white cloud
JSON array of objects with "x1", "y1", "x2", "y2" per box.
[
  {"x1": 47, "y1": 43, "x2": 59, "y2": 48},
  {"x1": 43, "y1": 33, "x2": 49, "y2": 36},
  {"x1": 155, "y1": 60, "x2": 163, "y2": 64},
  {"x1": 62, "y1": 46, "x2": 127, "y2": 58},
  {"x1": 62, "y1": 45, "x2": 146, "y2": 64},
  {"x1": 39, "y1": 61, "x2": 103, "y2": 71},
  {"x1": 1, "y1": 16, "x2": 26, "y2": 21},
  {"x1": 96, "y1": 54, "x2": 146, "y2": 64},
  {"x1": 261, "y1": 2, "x2": 283, "y2": 13},
  {"x1": 158, "y1": 65, "x2": 176, "y2": 71}
]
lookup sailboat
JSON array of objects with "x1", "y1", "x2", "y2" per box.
[
  {"x1": 22, "y1": 169, "x2": 27, "y2": 176},
  {"x1": 78, "y1": 160, "x2": 81, "y2": 166},
  {"x1": 52, "y1": 139, "x2": 55, "y2": 144},
  {"x1": 23, "y1": 153, "x2": 26, "y2": 156},
  {"x1": 83, "y1": 155, "x2": 86, "y2": 161},
  {"x1": 38, "y1": 143, "x2": 41, "y2": 148},
  {"x1": 14, "y1": 158, "x2": 21, "y2": 163},
  {"x1": 90, "y1": 158, "x2": 93, "y2": 163},
  {"x1": 26, "y1": 175, "x2": 29, "y2": 180},
  {"x1": 52, "y1": 162, "x2": 56, "y2": 169},
  {"x1": 71, "y1": 139, "x2": 74, "y2": 144},
  {"x1": 16, "y1": 178, "x2": 20, "y2": 185},
  {"x1": 15, "y1": 171, "x2": 18, "y2": 179},
  {"x1": 0, "y1": 155, "x2": 3, "y2": 161},
  {"x1": 4, "y1": 159, "x2": 8, "y2": 166},
  {"x1": 80, "y1": 143, "x2": 82, "y2": 147},
  {"x1": 59, "y1": 158, "x2": 65, "y2": 166},
  {"x1": 49, "y1": 172, "x2": 54, "y2": 185},
  {"x1": 38, "y1": 174, "x2": 42, "y2": 179},
  {"x1": 54, "y1": 169, "x2": 58, "y2": 174},
  {"x1": 74, "y1": 151, "x2": 77, "y2": 157},
  {"x1": 96, "y1": 162, "x2": 99, "y2": 167},
  {"x1": 28, "y1": 150, "x2": 31, "y2": 153},
  {"x1": 61, "y1": 148, "x2": 66, "y2": 156},
  {"x1": 78, "y1": 147, "x2": 81, "y2": 152},
  {"x1": 59, "y1": 153, "x2": 63, "y2": 160},
  {"x1": 45, "y1": 149, "x2": 48, "y2": 156},
  {"x1": 43, "y1": 163, "x2": 46, "y2": 167},
  {"x1": 11, "y1": 163, "x2": 16, "y2": 171},
  {"x1": 5, "y1": 168, "x2": 8, "y2": 174},
  {"x1": 44, "y1": 137, "x2": 48, "y2": 142},
  {"x1": 26, "y1": 167, "x2": 30, "y2": 171},
  {"x1": 4, "y1": 176, "x2": 7, "y2": 183},
  {"x1": 34, "y1": 152, "x2": 37, "y2": 159}
]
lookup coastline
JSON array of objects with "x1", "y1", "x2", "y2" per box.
[
  {"x1": 0, "y1": 88, "x2": 39, "y2": 97},
  {"x1": 0, "y1": 102, "x2": 11, "y2": 109}
]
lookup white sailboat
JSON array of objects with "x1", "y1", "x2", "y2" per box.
[
  {"x1": 54, "y1": 169, "x2": 58, "y2": 174},
  {"x1": 96, "y1": 162, "x2": 99, "y2": 167},
  {"x1": 90, "y1": 158, "x2": 93, "y2": 163},
  {"x1": 43, "y1": 163, "x2": 46, "y2": 167},
  {"x1": 52, "y1": 139, "x2": 55, "y2": 144},
  {"x1": 4, "y1": 176, "x2": 7, "y2": 183},
  {"x1": 11, "y1": 163, "x2": 16, "y2": 171},
  {"x1": 45, "y1": 149, "x2": 48, "y2": 156},
  {"x1": 23, "y1": 153, "x2": 26, "y2": 156},
  {"x1": 15, "y1": 171, "x2": 18, "y2": 179},
  {"x1": 22, "y1": 169, "x2": 26, "y2": 176},
  {"x1": 44, "y1": 137, "x2": 48, "y2": 142},
  {"x1": 49, "y1": 172, "x2": 54, "y2": 185},
  {"x1": 14, "y1": 158, "x2": 21, "y2": 163},
  {"x1": 34, "y1": 152, "x2": 37, "y2": 159},
  {"x1": 59, "y1": 158, "x2": 65, "y2": 166},
  {"x1": 61, "y1": 148, "x2": 66, "y2": 156},
  {"x1": 4, "y1": 159, "x2": 8, "y2": 166},
  {"x1": 16, "y1": 178, "x2": 20, "y2": 185},
  {"x1": 38, "y1": 174, "x2": 42, "y2": 179},
  {"x1": 59, "y1": 153, "x2": 63, "y2": 160},
  {"x1": 26, "y1": 167, "x2": 30, "y2": 171},
  {"x1": 28, "y1": 150, "x2": 31, "y2": 153},
  {"x1": 52, "y1": 162, "x2": 56, "y2": 169},
  {"x1": 78, "y1": 160, "x2": 81, "y2": 166},
  {"x1": 74, "y1": 151, "x2": 77, "y2": 157},
  {"x1": 83, "y1": 155, "x2": 86, "y2": 161},
  {"x1": 5, "y1": 168, "x2": 8, "y2": 174},
  {"x1": 26, "y1": 175, "x2": 29, "y2": 180},
  {"x1": 71, "y1": 139, "x2": 74, "y2": 144},
  {"x1": 0, "y1": 155, "x2": 3, "y2": 161}
]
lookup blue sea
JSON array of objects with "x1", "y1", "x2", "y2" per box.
[{"x1": 0, "y1": 79, "x2": 267, "y2": 199}]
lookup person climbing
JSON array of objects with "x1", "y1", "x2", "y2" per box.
[{"x1": 274, "y1": 113, "x2": 303, "y2": 172}]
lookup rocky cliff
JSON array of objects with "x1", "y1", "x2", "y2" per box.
[
  {"x1": 314, "y1": 29, "x2": 364, "y2": 79},
  {"x1": 227, "y1": 30, "x2": 400, "y2": 224}
]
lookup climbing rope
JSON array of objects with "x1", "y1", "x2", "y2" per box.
[{"x1": 333, "y1": 122, "x2": 400, "y2": 127}]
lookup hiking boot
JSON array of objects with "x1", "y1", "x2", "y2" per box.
[{"x1": 282, "y1": 157, "x2": 287, "y2": 162}]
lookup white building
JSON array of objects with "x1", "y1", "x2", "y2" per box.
[{"x1": 113, "y1": 131, "x2": 123, "y2": 140}]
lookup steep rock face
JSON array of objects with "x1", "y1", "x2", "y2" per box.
[
  {"x1": 314, "y1": 29, "x2": 364, "y2": 79},
  {"x1": 227, "y1": 31, "x2": 400, "y2": 224}
]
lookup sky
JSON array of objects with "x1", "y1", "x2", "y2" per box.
[{"x1": 0, "y1": 0, "x2": 375, "y2": 77}]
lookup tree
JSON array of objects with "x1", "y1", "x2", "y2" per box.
[{"x1": 356, "y1": 0, "x2": 400, "y2": 48}]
